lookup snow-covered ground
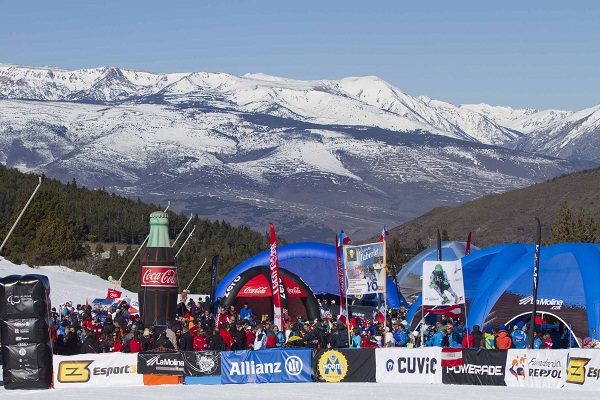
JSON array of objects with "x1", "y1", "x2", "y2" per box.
[{"x1": 1, "y1": 258, "x2": 598, "y2": 395}]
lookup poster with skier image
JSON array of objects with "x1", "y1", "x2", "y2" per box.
[
  {"x1": 422, "y1": 260, "x2": 465, "y2": 306},
  {"x1": 344, "y1": 242, "x2": 385, "y2": 295}
]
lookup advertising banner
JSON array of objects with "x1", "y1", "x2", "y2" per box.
[
  {"x1": 344, "y1": 242, "x2": 385, "y2": 295},
  {"x1": 443, "y1": 349, "x2": 507, "y2": 386},
  {"x1": 0, "y1": 318, "x2": 50, "y2": 346},
  {"x1": 313, "y1": 348, "x2": 376, "y2": 383},
  {"x1": 137, "y1": 352, "x2": 185, "y2": 376},
  {"x1": 221, "y1": 348, "x2": 312, "y2": 384},
  {"x1": 184, "y1": 350, "x2": 221, "y2": 376},
  {"x1": 422, "y1": 260, "x2": 465, "y2": 306},
  {"x1": 376, "y1": 347, "x2": 442, "y2": 384},
  {"x1": 565, "y1": 348, "x2": 600, "y2": 388},
  {"x1": 53, "y1": 353, "x2": 143, "y2": 388},
  {"x1": 504, "y1": 349, "x2": 568, "y2": 388}
]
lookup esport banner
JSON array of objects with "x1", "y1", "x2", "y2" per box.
[
  {"x1": 313, "y1": 348, "x2": 376, "y2": 383},
  {"x1": 422, "y1": 260, "x2": 465, "y2": 306},
  {"x1": 504, "y1": 349, "x2": 568, "y2": 388},
  {"x1": 184, "y1": 350, "x2": 221, "y2": 376},
  {"x1": 443, "y1": 349, "x2": 507, "y2": 386},
  {"x1": 376, "y1": 347, "x2": 441, "y2": 384},
  {"x1": 137, "y1": 352, "x2": 185, "y2": 376},
  {"x1": 53, "y1": 353, "x2": 143, "y2": 388},
  {"x1": 221, "y1": 348, "x2": 312, "y2": 384},
  {"x1": 565, "y1": 348, "x2": 600, "y2": 388}
]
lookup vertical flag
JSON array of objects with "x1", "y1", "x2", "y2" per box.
[
  {"x1": 269, "y1": 222, "x2": 284, "y2": 331},
  {"x1": 528, "y1": 217, "x2": 542, "y2": 349},
  {"x1": 437, "y1": 229, "x2": 442, "y2": 261},
  {"x1": 465, "y1": 232, "x2": 472, "y2": 256},
  {"x1": 379, "y1": 224, "x2": 388, "y2": 242},
  {"x1": 336, "y1": 230, "x2": 350, "y2": 316},
  {"x1": 210, "y1": 255, "x2": 219, "y2": 303}
]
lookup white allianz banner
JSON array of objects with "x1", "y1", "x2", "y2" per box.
[
  {"x1": 344, "y1": 242, "x2": 385, "y2": 295},
  {"x1": 565, "y1": 348, "x2": 600, "y2": 388},
  {"x1": 376, "y1": 347, "x2": 442, "y2": 384},
  {"x1": 53, "y1": 353, "x2": 143, "y2": 388},
  {"x1": 504, "y1": 349, "x2": 568, "y2": 388},
  {"x1": 422, "y1": 260, "x2": 465, "y2": 306}
]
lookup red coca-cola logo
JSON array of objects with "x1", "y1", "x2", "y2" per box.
[
  {"x1": 287, "y1": 286, "x2": 302, "y2": 295},
  {"x1": 243, "y1": 286, "x2": 268, "y2": 295},
  {"x1": 141, "y1": 266, "x2": 178, "y2": 287}
]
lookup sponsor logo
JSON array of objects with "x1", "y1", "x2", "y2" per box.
[
  {"x1": 509, "y1": 354, "x2": 527, "y2": 381},
  {"x1": 229, "y1": 360, "x2": 282, "y2": 376},
  {"x1": 141, "y1": 266, "x2": 177, "y2": 287},
  {"x1": 284, "y1": 355, "x2": 303, "y2": 376},
  {"x1": 18, "y1": 348, "x2": 27, "y2": 356},
  {"x1": 518, "y1": 296, "x2": 563, "y2": 310},
  {"x1": 7, "y1": 295, "x2": 26, "y2": 306},
  {"x1": 318, "y1": 350, "x2": 348, "y2": 382},
  {"x1": 287, "y1": 286, "x2": 302, "y2": 295},
  {"x1": 188, "y1": 352, "x2": 219, "y2": 375},
  {"x1": 242, "y1": 286, "x2": 268, "y2": 295},
  {"x1": 13, "y1": 320, "x2": 30, "y2": 328},
  {"x1": 567, "y1": 357, "x2": 590, "y2": 385},
  {"x1": 57, "y1": 360, "x2": 137, "y2": 383},
  {"x1": 145, "y1": 355, "x2": 184, "y2": 370},
  {"x1": 526, "y1": 356, "x2": 562, "y2": 378},
  {"x1": 387, "y1": 357, "x2": 438, "y2": 374},
  {"x1": 223, "y1": 276, "x2": 241, "y2": 299},
  {"x1": 446, "y1": 364, "x2": 503, "y2": 376}
]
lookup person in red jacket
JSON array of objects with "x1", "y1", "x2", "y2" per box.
[
  {"x1": 219, "y1": 322, "x2": 235, "y2": 350},
  {"x1": 193, "y1": 329, "x2": 208, "y2": 351},
  {"x1": 495, "y1": 325, "x2": 513, "y2": 349},
  {"x1": 129, "y1": 332, "x2": 143, "y2": 353}
]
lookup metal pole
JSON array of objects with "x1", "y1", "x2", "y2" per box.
[
  {"x1": 175, "y1": 225, "x2": 195, "y2": 258},
  {"x1": 172, "y1": 213, "x2": 194, "y2": 248},
  {"x1": 184, "y1": 258, "x2": 207, "y2": 292},
  {"x1": 0, "y1": 176, "x2": 43, "y2": 254}
]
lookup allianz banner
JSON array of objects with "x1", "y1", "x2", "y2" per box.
[
  {"x1": 221, "y1": 348, "x2": 312, "y2": 384},
  {"x1": 53, "y1": 353, "x2": 143, "y2": 388},
  {"x1": 504, "y1": 349, "x2": 568, "y2": 388},
  {"x1": 443, "y1": 349, "x2": 506, "y2": 386},
  {"x1": 137, "y1": 352, "x2": 185, "y2": 376},
  {"x1": 313, "y1": 348, "x2": 376, "y2": 383},
  {"x1": 376, "y1": 347, "x2": 441, "y2": 384},
  {"x1": 565, "y1": 348, "x2": 600, "y2": 389}
]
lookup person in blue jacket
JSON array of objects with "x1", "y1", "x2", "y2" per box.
[
  {"x1": 510, "y1": 321, "x2": 528, "y2": 349},
  {"x1": 432, "y1": 325, "x2": 447, "y2": 347},
  {"x1": 239, "y1": 302, "x2": 253, "y2": 321},
  {"x1": 533, "y1": 331, "x2": 543, "y2": 349},
  {"x1": 350, "y1": 327, "x2": 362, "y2": 348},
  {"x1": 392, "y1": 322, "x2": 408, "y2": 347},
  {"x1": 449, "y1": 323, "x2": 463, "y2": 348}
]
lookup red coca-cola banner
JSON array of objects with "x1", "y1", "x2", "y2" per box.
[
  {"x1": 106, "y1": 288, "x2": 122, "y2": 299},
  {"x1": 238, "y1": 275, "x2": 306, "y2": 298},
  {"x1": 141, "y1": 266, "x2": 178, "y2": 287},
  {"x1": 269, "y1": 223, "x2": 284, "y2": 331}
]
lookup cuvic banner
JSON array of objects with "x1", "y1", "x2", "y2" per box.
[
  {"x1": 376, "y1": 347, "x2": 442, "y2": 384},
  {"x1": 344, "y1": 243, "x2": 385, "y2": 295},
  {"x1": 422, "y1": 260, "x2": 465, "y2": 306},
  {"x1": 504, "y1": 349, "x2": 568, "y2": 388},
  {"x1": 443, "y1": 349, "x2": 507, "y2": 386},
  {"x1": 565, "y1": 348, "x2": 600, "y2": 389},
  {"x1": 221, "y1": 348, "x2": 312, "y2": 384},
  {"x1": 53, "y1": 353, "x2": 143, "y2": 388}
]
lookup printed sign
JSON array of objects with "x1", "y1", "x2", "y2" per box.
[
  {"x1": 221, "y1": 348, "x2": 312, "y2": 384},
  {"x1": 184, "y1": 351, "x2": 221, "y2": 376},
  {"x1": 565, "y1": 348, "x2": 600, "y2": 388},
  {"x1": 443, "y1": 349, "x2": 507, "y2": 386},
  {"x1": 376, "y1": 347, "x2": 442, "y2": 384},
  {"x1": 140, "y1": 266, "x2": 178, "y2": 287},
  {"x1": 344, "y1": 242, "x2": 385, "y2": 295},
  {"x1": 137, "y1": 352, "x2": 185, "y2": 376},
  {"x1": 53, "y1": 353, "x2": 143, "y2": 388},
  {"x1": 504, "y1": 349, "x2": 568, "y2": 388},
  {"x1": 422, "y1": 260, "x2": 465, "y2": 306},
  {"x1": 313, "y1": 348, "x2": 376, "y2": 383}
]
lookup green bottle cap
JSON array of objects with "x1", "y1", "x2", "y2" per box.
[{"x1": 147, "y1": 211, "x2": 171, "y2": 248}]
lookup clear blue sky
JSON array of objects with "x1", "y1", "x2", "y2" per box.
[{"x1": 1, "y1": 1, "x2": 598, "y2": 110}]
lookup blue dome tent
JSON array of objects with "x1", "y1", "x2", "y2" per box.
[{"x1": 215, "y1": 242, "x2": 404, "y2": 320}]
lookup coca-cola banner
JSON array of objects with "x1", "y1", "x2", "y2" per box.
[
  {"x1": 504, "y1": 349, "x2": 568, "y2": 388},
  {"x1": 137, "y1": 352, "x2": 185, "y2": 376},
  {"x1": 237, "y1": 275, "x2": 307, "y2": 298},
  {"x1": 141, "y1": 266, "x2": 178, "y2": 287}
]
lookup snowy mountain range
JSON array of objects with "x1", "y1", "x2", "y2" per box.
[{"x1": 0, "y1": 64, "x2": 598, "y2": 241}]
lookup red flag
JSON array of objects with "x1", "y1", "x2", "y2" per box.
[
  {"x1": 340, "y1": 230, "x2": 351, "y2": 245},
  {"x1": 269, "y1": 222, "x2": 284, "y2": 331},
  {"x1": 423, "y1": 304, "x2": 461, "y2": 317},
  {"x1": 336, "y1": 231, "x2": 349, "y2": 315},
  {"x1": 375, "y1": 304, "x2": 386, "y2": 323},
  {"x1": 107, "y1": 288, "x2": 122, "y2": 299},
  {"x1": 465, "y1": 232, "x2": 472, "y2": 256},
  {"x1": 441, "y1": 348, "x2": 463, "y2": 367},
  {"x1": 379, "y1": 224, "x2": 388, "y2": 242}
]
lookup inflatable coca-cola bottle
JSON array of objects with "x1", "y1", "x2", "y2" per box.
[{"x1": 138, "y1": 211, "x2": 178, "y2": 326}]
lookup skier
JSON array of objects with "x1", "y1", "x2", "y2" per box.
[{"x1": 429, "y1": 264, "x2": 459, "y2": 304}]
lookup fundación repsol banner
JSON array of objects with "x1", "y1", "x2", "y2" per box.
[
  {"x1": 221, "y1": 348, "x2": 312, "y2": 384},
  {"x1": 313, "y1": 348, "x2": 376, "y2": 383},
  {"x1": 137, "y1": 352, "x2": 185, "y2": 376},
  {"x1": 443, "y1": 349, "x2": 507, "y2": 386},
  {"x1": 376, "y1": 347, "x2": 442, "y2": 384},
  {"x1": 504, "y1": 349, "x2": 568, "y2": 388},
  {"x1": 53, "y1": 353, "x2": 143, "y2": 388},
  {"x1": 565, "y1": 348, "x2": 600, "y2": 389}
]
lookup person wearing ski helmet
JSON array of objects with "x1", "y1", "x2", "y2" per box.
[{"x1": 429, "y1": 264, "x2": 459, "y2": 304}]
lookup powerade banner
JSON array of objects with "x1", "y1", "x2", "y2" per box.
[
  {"x1": 53, "y1": 353, "x2": 143, "y2": 388},
  {"x1": 422, "y1": 260, "x2": 465, "y2": 306},
  {"x1": 137, "y1": 352, "x2": 185, "y2": 376},
  {"x1": 504, "y1": 349, "x2": 568, "y2": 388},
  {"x1": 221, "y1": 348, "x2": 311, "y2": 384},
  {"x1": 443, "y1": 349, "x2": 507, "y2": 386},
  {"x1": 376, "y1": 347, "x2": 441, "y2": 384},
  {"x1": 565, "y1": 348, "x2": 600, "y2": 388},
  {"x1": 313, "y1": 348, "x2": 376, "y2": 383},
  {"x1": 344, "y1": 242, "x2": 385, "y2": 295},
  {"x1": 184, "y1": 350, "x2": 221, "y2": 376}
]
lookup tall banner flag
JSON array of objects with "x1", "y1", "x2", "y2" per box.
[
  {"x1": 209, "y1": 255, "x2": 219, "y2": 303},
  {"x1": 269, "y1": 222, "x2": 284, "y2": 331},
  {"x1": 336, "y1": 231, "x2": 351, "y2": 316},
  {"x1": 422, "y1": 260, "x2": 465, "y2": 306},
  {"x1": 379, "y1": 225, "x2": 388, "y2": 242},
  {"x1": 528, "y1": 218, "x2": 542, "y2": 349},
  {"x1": 437, "y1": 229, "x2": 442, "y2": 261},
  {"x1": 465, "y1": 232, "x2": 472, "y2": 256},
  {"x1": 344, "y1": 242, "x2": 385, "y2": 295}
]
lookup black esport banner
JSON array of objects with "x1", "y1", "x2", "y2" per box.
[
  {"x1": 312, "y1": 348, "x2": 376, "y2": 383},
  {"x1": 137, "y1": 352, "x2": 185, "y2": 376},
  {"x1": 183, "y1": 351, "x2": 221, "y2": 376},
  {"x1": 443, "y1": 349, "x2": 507, "y2": 386}
]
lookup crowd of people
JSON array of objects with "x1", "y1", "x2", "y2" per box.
[{"x1": 47, "y1": 297, "x2": 597, "y2": 355}]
